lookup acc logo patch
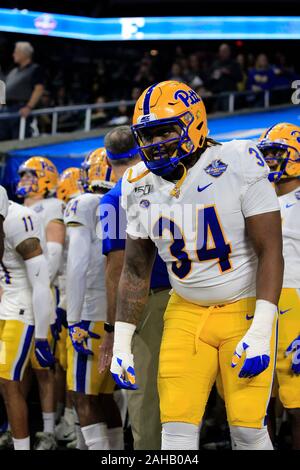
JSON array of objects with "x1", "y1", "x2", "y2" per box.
[
  {"x1": 140, "y1": 199, "x2": 150, "y2": 208},
  {"x1": 205, "y1": 159, "x2": 228, "y2": 178},
  {"x1": 295, "y1": 190, "x2": 300, "y2": 200},
  {"x1": 32, "y1": 204, "x2": 44, "y2": 213}
]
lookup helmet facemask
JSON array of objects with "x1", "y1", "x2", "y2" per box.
[
  {"x1": 132, "y1": 112, "x2": 195, "y2": 176},
  {"x1": 258, "y1": 141, "x2": 300, "y2": 182},
  {"x1": 16, "y1": 170, "x2": 39, "y2": 198}
]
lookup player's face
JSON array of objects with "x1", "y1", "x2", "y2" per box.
[
  {"x1": 136, "y1": 123, "x2": 182, "y2": 161},
  {"x1": 261, "y1": 148, "x2": 286, "y2": 170},
  {"x1": 18, "y1": 171, "x2": 38, "y2": 192}
]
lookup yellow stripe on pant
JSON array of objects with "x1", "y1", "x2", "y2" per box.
[
  {"x1": 158, "y1": 292, "x2": 277, "y2": 428},
  {"x1": 0, "y1": 319, "x2": 34, "y2": 381}
]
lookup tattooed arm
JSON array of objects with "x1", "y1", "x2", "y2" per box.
[
  {"x1": 111, "y1": 235, "x2": 156, "y2": 389},
  {"x1": 116, "y1": 236, "x2": 156, "y2": 325}
]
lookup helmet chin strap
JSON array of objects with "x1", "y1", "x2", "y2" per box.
[
  {"x1": 170, "y1": 162, "x2": 187, "y2": 198},
  {"x1": 127, "y1": 167, "x2": 150, "y2": 183}
]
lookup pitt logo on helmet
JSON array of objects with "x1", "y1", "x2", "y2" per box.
[{"x1": 174, "y1": 89, "x2": 201, "y2": 107}]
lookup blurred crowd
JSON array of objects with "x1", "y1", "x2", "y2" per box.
[{"x1": 0, "y1": 36, "x2": 299, "y2": 137}]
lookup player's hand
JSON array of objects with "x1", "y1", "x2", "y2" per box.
[
  {"x1": 231, "y1": 300, "x2": 276, "y2": 378},
  {"x1": 68, "y1": 320, "x2": 100, "y2": 356},
  {"x1": 285, "y1": 335, "x2": 300, "y2": 375},
  {"x1": 35, "y1": 339, "x2": 56, "y2": 368},
  {"x1": 231, "y1": 332, "x2": 270, "y2": 378},
  {"x1": 98, "y1": 332, "x2": 114, "y2": 374},
  {"x1": 110, "y1": 352, "x2": 138, "y2": 390}
]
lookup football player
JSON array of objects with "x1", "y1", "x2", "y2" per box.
[
  {"x1": 110, "y1": 81, "x2": 284, "y2": 450},
  {"x1": 65, "y1": 149, "x2": 123, "y2": 450},
  {"x1": 258, "y1": 123, "x2": 300, "y2": 449},
  {"x1": 54, "y1": 167, "x2": 84, "y2": 446},
  {"x1": 0, "y1": 200, "x2": 54, "y2": 450},
  {"x1": 16, "y1": 156, "x2": 65, "y2": 450}
]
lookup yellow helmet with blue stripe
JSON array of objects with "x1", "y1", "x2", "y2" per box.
[
  {"x1": 258, "y1": 122, "x2": 300, "y2": 182},
  {"x1": 57, "y1": 167, "x2": 84, "y2": 203},
  {"x1": 16, "y1": 156, "x2": 58, "y2": 198},
  {"x1": 82, "y1": 147, "x2": 117, "y2": 191},
  {"x1": 131, "y1": 80, "x2": 208, "y2": 176}
]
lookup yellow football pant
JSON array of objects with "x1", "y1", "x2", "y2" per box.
[
  {"x1": 276, "y1": 288, "x2": 300, "y2": 409},
  {"x1": 0, "y1": 320, "x2": 34, "y2": 381},
  {"x1": 67, "y1": 321, "x2": 115, "y2": 395},
  {"x1": 158, "y1": 292, "x2": 277, "y2": 428}
]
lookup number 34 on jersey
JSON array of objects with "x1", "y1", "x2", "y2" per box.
[{"x1": 152, "y1": 204, "x2": 232, "y2": 280}]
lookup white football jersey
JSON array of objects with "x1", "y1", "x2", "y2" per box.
[
  {"x1": 122, "y1": 140, "x2": 280, "y2": 306},
  {"x1": 0, "y1": 201, "x2": 42, "y2": 323},
  {"x1": 64, "y1": 193, "x2": 106, "y2": 321},
  {"x1": 278, "y1": 187, "x2": 300, "y2": 288},
  {"x1": 0, "y1": 185, "x2": 9, "y2": 220},
  {"x1": 30, "y1": 197, "x2": 64, "y2": 228}
]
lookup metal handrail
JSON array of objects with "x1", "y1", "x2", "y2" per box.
[{"x1": 0, "y1": 86, "x2": 292, "y2": 141}]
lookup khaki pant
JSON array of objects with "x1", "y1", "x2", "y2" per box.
[{"x1": 127, "y1": 289, "x2": 170, "y2": 450}]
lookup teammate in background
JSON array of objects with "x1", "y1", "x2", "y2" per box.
[
  {"x1": 111, "y1": 81, "x2": 283, "y2": 450},
  {"x1": 258, "y1": 123, "x2": 300, "y2": 449},
  {"x1": 99, "y1": 125, "x2": 171, "y2": 450},
  {"x1": 65, "y1": 149, "x2": 123, "y2": 450},
  {"x1": 0, "y1": 186, "x2": 8, "y2": 261},
  {"x1": 16, "y1": 156, "x2": 65, "y2": 450},
  {"x1": 54, "y1": 167, "x2": 85, "y2": 447},
  {"x1": 0, "y1": 187, "x2": 11, "y2": 448},
  {"x1": 0, "y1": 200, "x2": 54, "y2": 450}
]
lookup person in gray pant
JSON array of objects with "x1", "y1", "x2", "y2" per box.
[{"x1": 98, "y1": 125, "x2": 171, "y2": 449}]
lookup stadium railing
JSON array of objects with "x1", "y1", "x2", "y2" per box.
[{"x1": 0, "y1": 86, "x2": 293, "y2": 141}]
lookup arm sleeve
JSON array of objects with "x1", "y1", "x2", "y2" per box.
[
  {"x1": 66, "y1": 225, "x2": 91, "y2": 323},
  {"x1": 0, "y1": 187, "x2": 9, "y2": 220},
  {"x1": 121, "y1": 171, "x2": 149, "y2": 239},
  {"x1": 24, "y1": 254, "x2": 53, "y2": 338},
  {"x1": 47, "y1": 241, "x2": 63, "y2": 283}
]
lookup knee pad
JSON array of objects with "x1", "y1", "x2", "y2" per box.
[
  {"x1": 161, "y1": 422, "x2": 200, "y2": 450},
  {"x1": 230, "y1": 425, "x2": 273, "y2": 450}
]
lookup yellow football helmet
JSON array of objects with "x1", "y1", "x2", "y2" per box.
[
  {"x1": 131, "y1": 80, "x2": 208, "y2": 176},
  {"x1": 17, "y1": 156, "x2": 58, "y2": 198},
  {"x1": 258, "y1": 122, "x2": 300, "y2": 182},
  {"x1": 81, "y1": 147, "x2": 116, "y2": 191},
  {"x1": 57, "y1": 167, "x2": 84, "y2": 203}
]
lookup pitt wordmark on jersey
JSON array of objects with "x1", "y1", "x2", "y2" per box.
[
  {"x1": 276, "y1": 188, "x2": 300, "y2": 409},
  {"x1": 0, "y1": 202, "x2": 42, "y2": 380},
  {"x1": 122, "y1": 139, "x2": 280, "y2": 427}
]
